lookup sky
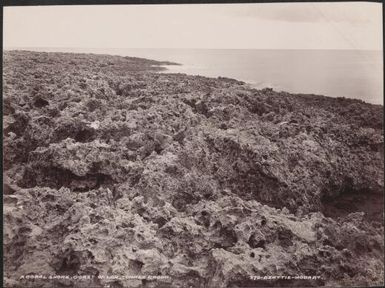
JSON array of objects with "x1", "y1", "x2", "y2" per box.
[{"x1": 3, "y1": 2, "x2": 383, "y2": 50}]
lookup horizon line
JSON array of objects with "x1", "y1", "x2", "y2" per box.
[{"x1": 4, "y1": 46, "x2": 383, "y2": 52}]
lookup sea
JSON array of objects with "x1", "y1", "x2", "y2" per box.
[{"x1": 8, "y1": 47, "x2": 383, "y2": 105}]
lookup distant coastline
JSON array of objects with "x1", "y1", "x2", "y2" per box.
[{"x1": 5, "y1": 47, "x2": 382, "y2": 105}]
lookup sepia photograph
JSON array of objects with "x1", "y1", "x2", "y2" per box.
[{"x1": 2, "y1": 1, "x2": 384, "y2": 287}]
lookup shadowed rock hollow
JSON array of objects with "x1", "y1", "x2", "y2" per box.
[{"x1": 3, "y1": 50, "x2": 384, "y2": 288}]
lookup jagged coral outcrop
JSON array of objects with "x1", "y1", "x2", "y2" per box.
[{"x1": 3, "y1": 50, "x2": 384, "y2": 287}]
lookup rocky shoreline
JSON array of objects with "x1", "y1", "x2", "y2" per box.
[{"x1": 3, "y1": 50, "x2": 384, "y2": 287}]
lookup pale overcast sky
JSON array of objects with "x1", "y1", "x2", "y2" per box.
[{"x1": 3, "y1": 2, "x2": 383, "y2": 50}]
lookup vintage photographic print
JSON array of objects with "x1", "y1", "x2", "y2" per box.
[{"x1": 2, "y1": 1, "x2": 384, "y2": 287}]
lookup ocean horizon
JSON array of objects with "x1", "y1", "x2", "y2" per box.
[{"x1": 6, "y1": 47, "x2": 383, "y2": 105}]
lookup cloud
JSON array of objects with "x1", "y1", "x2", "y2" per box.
[{"x1": 223, "y1": 3, "x2": 379, "y2": 24}]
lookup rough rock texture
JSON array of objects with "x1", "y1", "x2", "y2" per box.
[{"x1": 3, "y1": 50, "x2": 384, "y2": 288}]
